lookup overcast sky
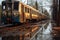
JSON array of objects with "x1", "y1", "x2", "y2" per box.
[
  {"x1": 0, "y1": 0, "x2": 3, "y2": 5},
  {"x1": 0, "y1": 0, "x2": 26, "y2": 5}
]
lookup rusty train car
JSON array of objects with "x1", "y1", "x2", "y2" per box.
[{"x1": 1, "y1": 1, "x2": 47, "y2": 24}]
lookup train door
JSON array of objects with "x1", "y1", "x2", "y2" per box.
[
  {"x1": 21, "y1": 4, "x2": 25, "y2": 23},
  {"x1": 6, "y1": 3, "x2": 12, "y2": 24},
  {"x1": 30, "y1": 9, "x2": 32, "y2": 21},
  {"x1": 12, "y1": 1, "x2": 20, "y2": 23},
  {"x1": 2, "y1": 1, "x2": 7, "y2": 24},
  {"x1": 2, "y1": 1, "x2": 13, "y2": 24}
]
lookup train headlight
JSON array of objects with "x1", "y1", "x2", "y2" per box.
[{"x1": 13, "y1": 12, "x2": 19, "y2": 16}]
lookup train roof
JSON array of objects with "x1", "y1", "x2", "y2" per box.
[
  {"x1": 20, "y1": 2, "x2": 40, "y2": 13},
  {"x1": 20, "y1": 2, "x2": 47, "y2": 16}
]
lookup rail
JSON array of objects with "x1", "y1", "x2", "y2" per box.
[
  {"x1": 0, "y1": 20, "x2": 49, "y2": 40},
  {"x1": 30, "y1": 21, "x2": 49, "y2": 40}
]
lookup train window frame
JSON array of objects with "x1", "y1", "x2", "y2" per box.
[
  {"x1": 32, "y1": 10, "x2": 33, "y2": 14},
  {"x1": 29, "y1": 9, "x2": 31, "y2": 14},
  {"x1": 2, "y1": 1, "x2": 6, "y2": 10},
  {"x1": 7, "y1": 3, "x2": 12, "y2": 10},
  {"x1": 2, "y1": 11, "x2": 7, "y2": 16},
  {"x1": 24, "y1": 6, "x2": 25, "y2": 12},
  {"x1": 30, "y1": 9, "x2": 32, "y2": 14},
  {"x1": 13, "y1": 12, "x2": 19, "y2": 17},
  {"x1": 2, "y1": 4, "x2": 6, "y2": 10},
  {"x1": 21, "y1": 4, "x2": 24, "y2": 13},
  {"x1": 14, "y1": 2, "x2": 19, "y2": 11},
  {"x1": 25, "y1": 7, "x2": 28, "y2": 13},
  {"x1": 33, "y1": 11, "x2": 34, "y2": 14},
  {"x1": 28, "y1": 8, "x2": 29, "y2": 13},
  {"x1": 8, "y1": 12, "x2": 11, "y2": 16},
  {"x1": 26, "y1": 8, "x2": 28, "y2": 13},
  {"x1": 25, "y1": 7, "x2": 27, "y2": 12}
]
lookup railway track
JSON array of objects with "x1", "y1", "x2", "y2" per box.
[
  {"x1": 0, "y1": 20, "x2": 48, "y2": 28},
  {"x1": 0, "y1": 24, "x2": 13, "y2": 28},
  {"x1": 0, "y1": 20, "x2": 49, "y2": 40}
]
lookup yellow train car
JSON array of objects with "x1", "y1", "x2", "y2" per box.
[
  {"x1": 19, "y1": 2, "x2": 43, "y2": 23},
  {"x1": 2, "y1": 1, "x2": 47, "y2": 24}
]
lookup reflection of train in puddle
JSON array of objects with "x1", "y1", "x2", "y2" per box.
[
  {"x1": 0, "y1": 25, "x2": 39, "y2": 40},
  {"x1": 1, "y1": 1, "x2": 48, "y2": 24}
]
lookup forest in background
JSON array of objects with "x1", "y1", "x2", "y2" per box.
[{"x1": 0, "y1": 5, "x2": 2, "y2": 13}]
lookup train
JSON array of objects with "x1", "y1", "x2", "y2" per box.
[{"x1": 1, "y1": 1, "x2": 47, "y2": 24}]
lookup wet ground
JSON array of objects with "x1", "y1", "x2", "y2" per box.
[
  {"x1": 0, "y1": 21, "x2": 60, "y2": 40},
  {"x1": 35, "y1": 23, "x2": 60, "y2": 40},
  {"x1": 38, "y1": 26, "x2": 60, "y2": 40},
  {"x1": 37, "y1": 30, "x2": 60, "y2": 40}
]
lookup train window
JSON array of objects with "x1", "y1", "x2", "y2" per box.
[
  {"x1": 3, "y1": 6, "x2": 5, "y2": 10},
  {"x1": 2, "y1": 2, "x2": 6, "y2": 10},
  {"x1": 30, "y1": 9, "x2": 32, "y2": 14},
  {"x1": 8, "y1": 12, "x2": 11, "y2": 16},
  {"x1": 14, "y1": 13, "x2": 17, "y2": 16},
  {"x1": 29, "y1": 9, "x2": 31, "y2": 14},
  {"x1": 2, "y1": 11, "x2": 7, "y2": 16},
  {"x1": 33, "y1": 11, "x2": 35, "y2": 14},
  {"x1": 14, "y1": 2, "x2": 19, "y2": 10},
  {"x1": 34, "y1": 11, "x2": 35, "y2": 14},
  {"x1": 21, "y1": 5, "x2": 24, "y2": 12},
  {"x1": 25, "y1": 7, "x2": 27, "y2": 12},
  {"x1": 8, "y1": 3, "x2": 12, "y2": 10},
  {"x1": 30, "y1": 10, "x2": 32, "y2": 14},
  {"x1": 33, "y1": 11, "x2": 34, "y2": 13},
  {"x1": 25, "y1": 7, "x2": 29, "y2": 13},
  {"x1": 32, "y1": 10, "x2": 33, "y2": 14},
  {"x1": 28, "y1": 8, "x2": 29, "y2": 13}
]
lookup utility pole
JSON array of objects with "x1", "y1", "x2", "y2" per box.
[
  {"x1": 31, "y1": 0, "x2": 33, "y2": 6},
  {"x1": 52, "y1": 0, "x2": 59, "y2": 27},
  {"x1": 35, "y1": 0, "x2": 38, "y2": 10},
  {"x1": 27, "y1": 0, "x2": 28, "y2": 4}
]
